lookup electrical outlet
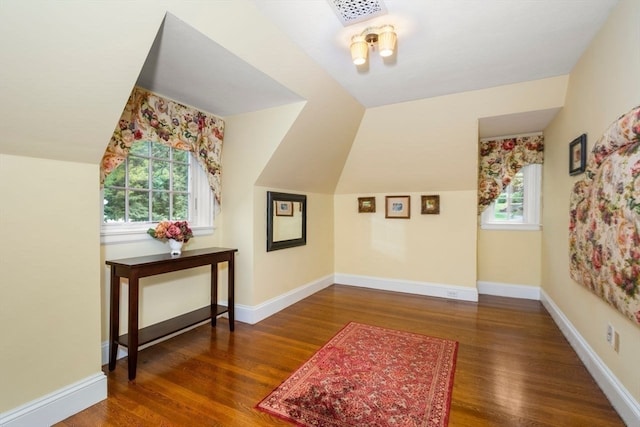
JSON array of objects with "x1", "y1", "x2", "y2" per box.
[
  {"x1": 613, "y1": 331, "x2": 620, "y2": 352},
  {"x1": 606, "y1": 323, "x2": 614, "y2": 346}
]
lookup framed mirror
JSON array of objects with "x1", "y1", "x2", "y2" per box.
[{"x1": 267, "y1": 191, "x2": 307, "y2": 251}]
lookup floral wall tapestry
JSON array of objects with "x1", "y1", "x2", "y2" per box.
[
  {"x1": 569, "y1": 106, "x2": 640, "y2": 326},
  {"x1": 478, "y1": 134, "x2": 544, "y2": 214},
  {"x1": 100, "y1": 86, "x2": 225, "y2": 205}
]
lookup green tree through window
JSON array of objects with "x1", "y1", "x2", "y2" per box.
[
  {"x1": 103, "y1": 141, "x2": 190, "y2": 223},
  {"x1": 492, "y1": 171, "x2": 524, "y2": 221}
]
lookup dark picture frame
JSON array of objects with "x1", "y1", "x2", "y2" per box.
[
  {"x1": 267, "y1": 191, "x2": 307, "y2": 252},
  {"x1": 569, "y1": 133, "x2": 587, "y2": 176},
  {"x1": 358, "y1": 197, "x2": 376, "y2": 213},
  {"x1": 385, "y1": 196, "x2": 410, "y2": 219},
  {"x1": 421, "y1": 195, "x2": 440, "y2": 214}
]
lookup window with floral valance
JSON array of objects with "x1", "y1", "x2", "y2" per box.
[
  {"x1": 478, "y1": 134, "x2": 544, "y2": 214},
  {"x1": 100, "y1": 86, "x2": 225, "y2": 207}
]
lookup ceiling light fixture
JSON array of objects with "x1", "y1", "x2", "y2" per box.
[{"x1": 350, "y1": 24, "x2": 397, "y2": 66}]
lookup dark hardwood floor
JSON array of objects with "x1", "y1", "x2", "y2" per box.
[{"x1": 58, "y1": 285, "x2": 624, "y2": 426}]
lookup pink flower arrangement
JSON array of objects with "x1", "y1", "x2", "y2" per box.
[{"x1": 147, "y1": 220, "x2": 193, "y2": 242}]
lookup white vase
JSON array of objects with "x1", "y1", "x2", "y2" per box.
[{"x1": 168, "y1": 239, "x2": 183, "y2": 256}]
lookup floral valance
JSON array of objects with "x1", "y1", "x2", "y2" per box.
[
  {"x1": 477, "y1": 134, "x2": 544, "y2": 214},
  {"x1": 569, "y1": 106, "x2": 640, "y2": 326},
  {"x1": 100, "y1": 86, "x2": 225, "y2": 205}
]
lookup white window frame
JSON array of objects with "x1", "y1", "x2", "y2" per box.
[
  {"x1": 480, "y1": 164, "x2": 542, "y2": 231},
  {"x1": 100, "y1": 152, "x2": 215, "y2": 244}
]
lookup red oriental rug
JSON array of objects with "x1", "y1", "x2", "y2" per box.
[{"x1": 256, "y1": 322, "x2": 458, "y2": 427}]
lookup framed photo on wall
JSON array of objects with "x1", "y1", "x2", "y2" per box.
[
  {"x1": 358, "y1": 197, "x2": 376, "y2": 213},
  {"x1": 421, "y1": 195, "x2": 440, "y2": 214},
  {"x1": 569, "y1": 133, "x2": 587, "y2": 175},
  {"x1": 385, "y1": 196, "x2": 410, "y2": 218},
  {"x1": 275, "y1": 201, "x2": 293, "y2": 216}
]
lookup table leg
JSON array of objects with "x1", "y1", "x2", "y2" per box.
[
  {"x1": 127, "y1": 274, "x2": 140, "y2": 381},
  {"x1": 228, "y1": 254, "x2": 235, "y2": 332},
  {"x1": 108, "y1": 269, "x2": 120, "y2": 371},
  {"x1": 211, "y1": 263, "x2": 218, "y2": 327}
]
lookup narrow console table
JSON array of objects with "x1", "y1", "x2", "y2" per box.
[{"x1": 107, "y1": 247, "x2": 237, "y2": 381}]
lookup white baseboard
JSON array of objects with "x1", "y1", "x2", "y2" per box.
[
  {"x1": 0, "y1": 373, "x2": 106, "y2": 427},
  {"x1": 234, "y1": 274, "x2": 335, "y2": 324},
  {"x1": 334, "y1": 273, "x2": 479, "y2": 302},
  {"x1": 540, "y1": 289, "x2": 640, "y2": 426},
  {"x1": 477, "y1": 280, "x2": 541, "y2": 300}
]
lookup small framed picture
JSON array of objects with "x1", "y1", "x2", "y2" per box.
[
  {"x1": 358, "y1": 197, "x2": 376, "y2": 213},
  {"x1": 275, "y1": 201, "x2": 293, "y2": 216},
  {"x1": 569, "y1": 134, "x2": 587, "y2": 176},
  {"x1": 421, "y1": 195, "x2": 440, "y2": 214},
  {"x1": 385, "y1": 196, "x2": 410, "y2": 219}
]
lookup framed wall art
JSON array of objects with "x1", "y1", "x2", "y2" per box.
[
  {"x1": 421, "y1": 195, "x2": 440, "y2": 214},
  {"x1": 358, "y1": 197, "x2": 376, "y2": 213},
  {"x1": 385, "y1": 195, "x2": 410, "y2": 219},
  {"x1": 275, "y1": 201, "x2": 293, "y2": 216},
  {"x1": 569, "y1": 133, "x2": 587, "y2": 176}
]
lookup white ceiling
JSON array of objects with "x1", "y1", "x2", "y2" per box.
[{"x1": 137, "y1": 0, "x2": 619, "y2": 136}]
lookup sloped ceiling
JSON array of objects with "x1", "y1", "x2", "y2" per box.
[
  {"x1": 0, "y1": 1, "x2": 620, "y2": 193},
  {"x1": 136, "y1": 13, "x2": 303, "y2": 117}
]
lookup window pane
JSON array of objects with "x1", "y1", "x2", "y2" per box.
[
  {"x1": 173, "y1": 149, "x2": 189, "y2": 163},
  {"x1": 152, "y1": 160, "x2": 170, "y2": 190},
  {"x1": 493, "y1": 195, "x2": 507, "y2": 220},
  {"x1": 104, "y1": 163, "x2": 125, "y2": 187},
  {"x1": 173, "y1": 162, "x2": 189, "y2": 191},
  {"x1": 102, "y1": 143, "x2": 206, "y2": 229},
  {"x1": 173, "y1": 193, "x2": 188, "y2": 220},
  {"x1": 129, "y1": 190, "x2": 149, "y2": 221},
  {"x1": 151, "y1": 191, "x2": 170, "y2": 221},
  {"x1": 130, "y1": 141, "x2": 149, "y2": 156},
  {"x1": 152, "y1": 142, "x2": 170, "y2": 159},
  {"x1": 128, "y1": 157, "x2": 149, "y2": 189},
  {"x1": 103, "y1": 188, "x2": 125, "y2": 222}
]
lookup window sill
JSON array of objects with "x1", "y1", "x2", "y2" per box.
[
  {"x1": 480, "y1": 223, "x2": 541, "y2": 231},
  {"x1": 101, "y1": 225, "x2": 215, "y2": 245}
]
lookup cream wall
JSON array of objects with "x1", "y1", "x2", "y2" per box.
[
  {"x1": 335, "y1": 77, "x2": 567, "y2": 293},
  {"x1": 336, "y1": 76, "x2": 568, "y2": 194},
  {"x1": 0, "y1": 0, "x2": 361, "y2": 418},
  {"x1": 0, "y1": 155, "x2": 102, "y2": 412},
  {"x1": 253, "y1": 188, "x2": 335, "y2": 305},
  {"x1": 335, "y1": 191, "x2": 477, "y2": 288},
  {"x1": 477, "y1": 230, "x2": 541, "y2": 286},
  {"x1": 543, "y1": 0, "x2": 640, "y2": 402}
]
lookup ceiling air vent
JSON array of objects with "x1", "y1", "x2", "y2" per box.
[{"x1": 327, "y1": 0, "x2": 388, "y2": 26}]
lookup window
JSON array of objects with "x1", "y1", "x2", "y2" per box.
[
  {"x1": 481, "y1": 164, "x2": 541, "y2": 230},
  {"x1": 101, "y1": 141, "x2": 214, "y2": 243}
]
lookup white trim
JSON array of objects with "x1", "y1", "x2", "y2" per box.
[
  {"x1": 477, "y1": 281, "x2": 540, "y2": 300},
  {"x1": 540, "y1": 289, "x2": 640, "y2": 426},
  {"x1": 334, "y1": 273, "x2": 479, "y2": 302},
  {"x1": 0, "y1": 373, "x2": 106, "y2": 427},
  {"x1": 480, "y1": 223, "x2": 541, "y2": 231},
  {"x1": 101, "y1": 225, "x2": 214, "y2": 245},
  {"x1": 100, "y1": 151, "x2": 215, "y2": 245},
  {"x1": 234, "y1": 275, "x2": 335, "y2": 325}
]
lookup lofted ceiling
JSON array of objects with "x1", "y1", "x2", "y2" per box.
[{"x1": 137, "y1": 0, "x2": 619, "y2": 137}]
